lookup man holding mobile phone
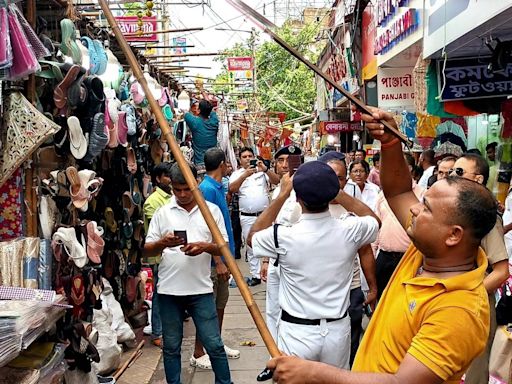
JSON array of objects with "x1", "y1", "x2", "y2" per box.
[
  {"x1": 144, "y1": 163, "x2": 232, "y2": 384},
  {"x1": 229, "y1": 147, "x2": 279, "y2": 286}
]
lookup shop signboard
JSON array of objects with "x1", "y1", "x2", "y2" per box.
[
  {"x1": 227, "y1": 57, "x2": 254, "y2": 71},
  {"x1": 321, "y1": 121, "x2": 362, "y2": 134},
  {"x1": 423, "y1": 0, "x2": 512, "y2": 58},
  {"x1": 172, "y1": 37, "x2": 187, "y2": 55},
  {"x1": 437, "y1": 57, "x2": 512, "y2": 101},
  {"x1": 115, "y1": 16, "x2": 158, "y2": 42},
  {"x1": 377, "y1": 67, "x2": 414, "y2": 108},
  {"x1": 361, "y1": 4, "x2": 377, "y2": 80}
]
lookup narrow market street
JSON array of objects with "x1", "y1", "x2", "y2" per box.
[{"x1": 115, "y1": 259, "x2": 269, "y2": 384}]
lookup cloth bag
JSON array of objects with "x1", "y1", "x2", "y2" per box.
[{"x1": 489, "y1": 326, "x2": 512, "y2": 383}]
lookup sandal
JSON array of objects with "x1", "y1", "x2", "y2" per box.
[
  {"x1": 66, "y1": 166, "x2": 89, "y2": 210},
  {"x1": 127, "y1": 147, "x2": 137, "y2": 174},
  {"x1": 86, "y1": 221, "x2": 104, "y2": 264},
  {"x1": 104, "y1": 207, "x2": 117, "y2": 233}
]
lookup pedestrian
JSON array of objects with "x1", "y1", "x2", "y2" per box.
[
  {"x1": 189, "y1": 148, "x2": 241, "y2": 370},
  {"x1": 249, "y1": 161, "x2": 380, "y2": 369},
  {"x1": 355, "y1": 149, "x2": 366, "y2": 161},
  {"x1": 447, "y1": 153, "x2": 510, "y2": 384},
  {"x1": 142, "y1": 162, "x2": 173, "y2": 348},
  {"x1": 346, "y1": 150, "x2": 356, "y2": 164},
  {"x1": 257, "y1": 145, "x2": 303, "y2": 382},
  {"x1": 267, "y1": 107, "x2": 497, "y2": 384},
  {"x1": 319, "y1": 152, "x2": 378, "y2": 366},
  {"x1": 144, "y1": 163, "x2": 232, "y2": 384},
  {"x1": 348, "y1": 159, "x2": 380, "y2": 211},
  {"x1": 437, "y1": 156, "x2": 457, "y2": 181},
  {"x1": 184, "y1": 100, "x2": 219, "y2": 174},
  {"x1": 417, "y1": 149, "x2": 436, "y2": 188},
  {"x1": 367, "y1": 152, "x2": 380, "y2": 187},
  {"x1": 229, "y1": 147, "x2": 279, "y2": 286}
]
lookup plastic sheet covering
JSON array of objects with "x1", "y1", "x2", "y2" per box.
[
  {"x1": 38, "y1": 239, "x2": 53, "y2": 290},
  {"x1": 0, "y1": 7, "x2": 13, "y2": 70},
  {"x1": 22, "y1": 237, "x2": 39, "y2": 289}
]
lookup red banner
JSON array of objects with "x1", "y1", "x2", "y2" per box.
[
  {"x1": 227, "y1": 57, "x2": 254, "y2": 71},
  {"x1": 361, "y1": 4, "x2": 377, "y2": 80},
  {"x1": 115, "y1": 16, "x2": 158, "y2": 42},
  {"x1": 322, "y1": 121, "x2": 362, "y2": 134}
]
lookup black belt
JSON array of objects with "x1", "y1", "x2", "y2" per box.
[
  {"x1": 281, "y1": 310, "x2": 347, "y2": 326},
  {"x1": 378, "y1": 250, "x2": 404, "y2": 259},
  {"x1": 240, "y1": 211, "x2": 263, "y2": 217}
]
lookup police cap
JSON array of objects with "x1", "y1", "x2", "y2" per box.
[{"x1": 293, "y1": 161, "x2": 340, "y2": 206}]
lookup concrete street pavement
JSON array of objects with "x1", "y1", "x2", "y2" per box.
[{"x1": 150, "y1": 259, "x2": 270, "y2": 384}]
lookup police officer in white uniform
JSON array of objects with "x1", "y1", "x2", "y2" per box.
[
  {"x1": 248, "y1": 161, "x2": 380, "y2": 369},
  {"x1": 257, "y1": 145, "x2": 302, "y2": 381},
  {"x1": 229, "y1": 147, "x2": 279, "y2": 286}
]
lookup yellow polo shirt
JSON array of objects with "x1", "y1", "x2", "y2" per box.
[
  {"x1": 143, "y1": 187, "x2": 172, "y2": 264},
  {"x1": 353, "y1": 245, "x2": 490, "y2": 383}
]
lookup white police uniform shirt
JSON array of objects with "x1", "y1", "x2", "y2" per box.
[
  {"x1": 272, "y1": 187, "x2": 301, "y2": 226},
  {"x1": 252, "y1": 211, "x2": 379, "y2": 319},
  {"x1": 146, "y1": 196, "x2": 228, "y2": 296},
  {"x1": 229, "y1": 168, "x2": 270, "y2": 213}
]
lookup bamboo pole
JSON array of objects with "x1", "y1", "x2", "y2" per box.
[
  {"x1": 145, "y1": 52, "x2": 223, "y2": 58},
  {"x1": 25, "y1": 0, "x2": 37, "y2": 237},
  {"x1": 98, "y1": 0, "x2": 280, "y2": 359}
]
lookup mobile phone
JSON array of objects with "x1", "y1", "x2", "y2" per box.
[
  {"x1": 174, "y1": 230, "x2": 188, "y2": 244},
  {"x1": 288, "y1": 155, "x2": 301, "y2": 176},
  {"x1": 250, "y1": 159, "x2": 258, "y2": 168},
  {"x1": 364, "y1": 304, "x2": 373, "y2": 318}
]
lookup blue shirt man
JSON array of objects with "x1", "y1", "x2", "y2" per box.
[
  {"x1": 200, "y1": 175, "x2": 235, "y2": 257},
  {"x1": 184, "y1": 100, "x2": 219, "y2": 166}
]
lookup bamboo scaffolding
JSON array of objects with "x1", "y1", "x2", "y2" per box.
[
  {"x1": 146, "y1": 52, "x2": 223, "y2": 58},
  {"x1": 124, "y1": 27, "x2": 203, "y2": 37},
  {"x1": 226, "y1": 0, "x2": 413, "y2": 147},
  {"x1": 97, "y1": 0, "x2": 280, "y2": 359}
]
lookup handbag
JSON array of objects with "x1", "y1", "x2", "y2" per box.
[
  {"x1": 489, "y1": 326, "x2": 512, "y2": 384},
  {"x1": 496, "y1": 281, "x2": 512, "y2": 326}
]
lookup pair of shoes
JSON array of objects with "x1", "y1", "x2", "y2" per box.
[
  {"x1": 151, "y1": 337, "x2": 163, "y2": 348},
  {"x1": 190, "y1": 354, "x2": 212, "y2": 370},
  {"x1": 257, "y1": 368, "x2": 273, "y2": 382},
  {"x1": 224, "y1": 345, "x2": 240, "y2": 359},
  {"x1": 247, "y1": 278, "x2": 261, "y2": 287}
]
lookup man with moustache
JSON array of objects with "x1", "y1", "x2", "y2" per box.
[{"x1": 267, "y1": 108, "x2": 496, "y2": 384}]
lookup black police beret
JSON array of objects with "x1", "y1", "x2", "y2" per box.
[{"x1": 293, "y1": 161, "x2": 340, "y2": 206}]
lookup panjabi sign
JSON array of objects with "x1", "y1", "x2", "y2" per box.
[
  {"x1": 437, "y1": 57, "x2": 512, "y2": 101},
  {"x1": 115, "y1": 16, "x2": 158, "y2": 42},
  {"x1": 377, "y1": 67, "x2": 415, "y2": 108},
  {"x1": 227, "y1": 57, "x2": 254, "y2": 71}
]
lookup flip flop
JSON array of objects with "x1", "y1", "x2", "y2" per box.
[
  {"x1": 122, "y1": 191, "x2": 135, "y2": 218},
  {"x1": 80, "y1": 36, "x2": 99, "y2": 75},
  {"x1": 67, "y1": 116, "x2": 88, "y2": 160},
  {"x1": 86, "y1": 221, "x2": 104, "y2": 264},
  {"x1": 117, "y1": 111, "x2": 128, "y2": 147}
]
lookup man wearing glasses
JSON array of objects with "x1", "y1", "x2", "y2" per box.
[{"x1": 448, "y1": 153, "x2": 510, "y2": 384}]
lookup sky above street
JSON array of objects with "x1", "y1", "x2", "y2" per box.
[{"x1": 161, "y1": 0, "x2": 332, "y2": 82}]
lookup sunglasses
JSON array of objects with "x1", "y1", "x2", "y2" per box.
[{"x1": 449, "y1": 168, "x2": 479, "y2": 177}]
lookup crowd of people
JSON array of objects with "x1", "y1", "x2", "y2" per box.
[{"x1": 141, "y1": 103, "x2": 511, "y2": 384}]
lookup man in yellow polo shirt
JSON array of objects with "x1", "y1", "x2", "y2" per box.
[
  {"x1": 267, "y1": 108, "x2": 496, "y2": 384},
  {"x1": 143, "y1": 162, "x2": 173, "y2": 347}
]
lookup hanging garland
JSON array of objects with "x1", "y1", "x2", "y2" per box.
[{"x1": 136, "y1": 1, "x2": 154, "y2": 36}]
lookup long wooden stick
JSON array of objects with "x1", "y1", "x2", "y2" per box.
[
  {"x1": 146, "y1": 53, "x2": 223, "y2": 58},
  {"x1": 98, "y1": 0, "x2": 280, "y2": 359},
  {"x1": 113, "y1": 340, "x2": 144, "y2": 380},
  {"x1": 226, "y1": 0, "x2": 413, "y2": 147}
]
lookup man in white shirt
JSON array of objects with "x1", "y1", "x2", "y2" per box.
[
  {"x1": 229, "y1": 147, "x2": 279, "y2": 286},
  {"x1": 417, "y1": 149, "x2": 436, "y2": 188},
  {"x1": 144, "y1": 163, "x2": 232, "y2": 384},
  {"x1": 248, "y1": 161, "x2": 380, "y2": 369}
]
